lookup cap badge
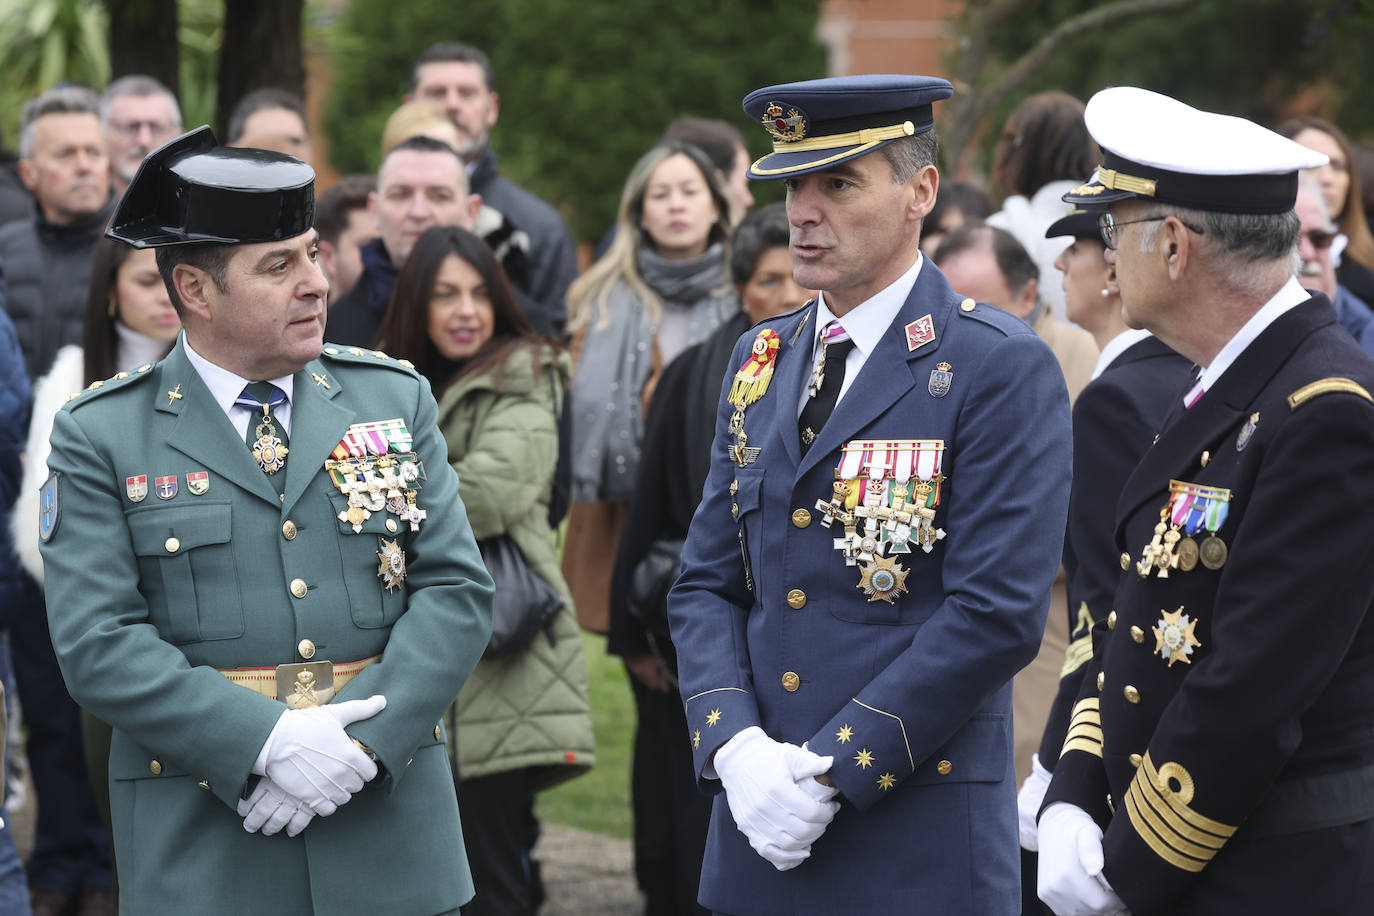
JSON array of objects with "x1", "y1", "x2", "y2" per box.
[{"x1": 762, "y1": 102, "x2": 807, "y2": 143}]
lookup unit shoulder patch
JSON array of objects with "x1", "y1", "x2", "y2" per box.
[{"x1": 1287, "y1": 377, "x2": 1374, "y2": 411}]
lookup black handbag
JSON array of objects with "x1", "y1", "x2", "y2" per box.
[
  {"x1": 626, "y1": 538, "x2": 685, "y2": 639},
  {"x1": 478, "y1": 536, "x2": 563, "y2": 658}
]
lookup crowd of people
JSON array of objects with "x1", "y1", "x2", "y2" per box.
[{"x1": 0, "y1": 36, "x2": 1372, "y2": 916}]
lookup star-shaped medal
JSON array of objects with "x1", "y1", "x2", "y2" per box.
[
  {"x1": 1153, "y1": 606, "x2": 1202, "y2": 666},
  {"x1": 857, "y1": 554, "x2": 909, "y2": 604}
]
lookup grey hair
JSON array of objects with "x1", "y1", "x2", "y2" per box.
[
  {"x1": 878, "y1": 129, "x2": 938, "y2": 184},
  {"x1": 1136, "y1": 203, "x2": 1300, "y2": 299},
  {"x1": 20, "y1": 86, "x2": 100, "y2": 159},
  {"x1": 99, "y1": 75, "x2": 182, "y2": 129}
]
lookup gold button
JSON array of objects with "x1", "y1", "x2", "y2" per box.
[
  {"x1": 1097, "y1": 671, "x2": 1105, "y2": 691},
  {"x1": 1120, "y1": 552, "x2": 1130, "y2": 570},
  {"x1": 936, "y1": 759, "x2": 952, "y2": 776},
  {"x1": 324, "y1": 347, "x2": 339, "y2": 355},
  {"x1": 1129, "y1": 753, "x2": 1142, "y2": 768},
  {"x1": 786, "y1": 589, "x2": 807, "y2": 609},
  {"x1": 1107, "y1": 610, "x2": 1117, "y2": 630},
  {"x1": 731, "y1": 503, "x2": 739, "y2": 519},
  {"x1": 434, "y1": 725, "x2": 442, "y2": 740},
  {"x1": 149, "y1": 759, "x2": 162, "y2": 775},
  {"x1": 290, "y1": 578, "x2": 307, "y2": 598},
  {"x1": 1124, "y1": 685, "x2": 1140, "y2": 704},
  {"x1": 781, "y1": 671, "x2": 800, "y2": 692},
  {"x1": 1200, "y1": 450, "x2": 1210, "y2": 467},
  {"x1": 282, "y1": 520, "x2": 297, "y2": 540},
  {"x1": 960, "y1": 298, "x2": 976, "y2": 312},
  {"x1": 386, "y1": 518, "x2": 398, "y2": 533},
  {"x1": 198, "y1": 779, "x2": 211, "y2": 791},
  {"x1": 298, "y1": 639, "x2": 315, "y2": 660},
  {"x1": 791, "y1": 509, "x2": 812, "y2": 528},
  {"x1": 1130, "y1": 626, "x2": 1145, "y2": 643},
  {"x1": 164, "y1": 537, "x2": 180, "y2": 553}
]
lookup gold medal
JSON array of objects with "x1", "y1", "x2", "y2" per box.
[
  {"x1": 857, "y1": 555, "x2": 909, "y2": 604},
  {"x1": 252, "y1": 423, "x2": 288, "y2": 474},
  {"x1": 1199, "y1": 535, "x2": 1228, "y2": 570},
  {"x1": 1176, "y1": 536, "x2": 1199, "y2": 572}
]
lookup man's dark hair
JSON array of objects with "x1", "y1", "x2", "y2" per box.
[
  {"x1": 155, "y1": 243, "x2": 233, "y2": 316},
  {"x1": 932, "y1": 224, "x2": 1039, "y2": 297},
  {"x1": 730, "y1": 202, "x2": 790, "y2": 286},
  {"x1": 315, "y1": 175, "x2": 375, "y2": 246},
  {"x1": 383, "y1": 134, "x2": 463, "y2": 166},
  {"x1": 227, "y1": 88, "x2": 308, "y2": 145},
  {"x1": 411, "y1": 42, "x2": 495, "y2": 93},
  {"x1": 878, "y1": 129, "x2": 939, "y2": 185},
  {"x1": 661, "y1": 116, "x2": 746, "y2": 180}
]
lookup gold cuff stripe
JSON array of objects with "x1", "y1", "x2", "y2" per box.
[
  {"x1": 1141, "y1": 754, "x2": 1237, "y2": 837},
  {"x1": 1287, "y1": 377, "x2": 1374, "y2": 410},
  {"x1": 1097, "y1": 167, "x2": 1158, "y2": 197},
  {"x1": 684, "y1": 686, "x2": 750, "y2": 703},
  {"x1": 770, "y1": 122, "x2": 915, "y2": 155},
  {"x1": 1061, "y1": 633, "x2": 1094, "y2": 677},
  {"x1": 1124, "y1": 783, "x2": 1209, "y2": 872},
  {"x1": 850, "y1": 698, "x2": 915, "y2": 773},
  {"x1": 1130, "y1": 779, "x2": 1227, "y2": 853},
  {"x1": 1066, "y1": 723, "x2": 1103, "y2": 744},
  {"x1": 1062, "y1": 737, "x2": 1104, "y2": 758}
]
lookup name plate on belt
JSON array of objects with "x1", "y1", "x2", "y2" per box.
[{"x1": 277, "y1": 661, "x2": 335, "y2": 709}]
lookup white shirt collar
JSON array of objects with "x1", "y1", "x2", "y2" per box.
[
  {"x1": 182, "y1": 332, "x2": 295, "y2": 419},
  {"x1": 1196, "y1": 276, "x2": 1309, "y2": 393},
  {"x1": 1090, "y1": 328, "x2": 1153, "y2": 381},
  {"x1": 811, "y1": 252, "x2": 924, "y2": 358}
]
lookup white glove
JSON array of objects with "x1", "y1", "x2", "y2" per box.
[
  {"x1": 259, "y1": 694, "x2": 386, "y2": 816},
  {"x1": 1037, "y1": 803, "x2": 1128, "y2": 916},
  {"x1": 237, "y1": 777, "x2": 315, "y2": 836},
  {"x1": 1018, "y1": 753, "x2": 1053, "y2": 851},
  {"x1": 713, "y1": 726, "x2": 840, "y2": 871}
]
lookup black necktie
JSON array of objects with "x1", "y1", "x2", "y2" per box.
[{"x1": 798, "y1": 337, "x2": 855, "y2": 455}]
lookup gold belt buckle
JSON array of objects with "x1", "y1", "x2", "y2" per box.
[{"x1": 276, "y1": 661, "x2": 335, "y2": 708}]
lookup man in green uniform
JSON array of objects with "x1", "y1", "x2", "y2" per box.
[{"x1": 37, "y1": 126, "x2": 493, "y2": 915}]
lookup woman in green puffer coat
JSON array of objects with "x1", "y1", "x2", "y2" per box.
[{"x1": 376, "y1": 225, "x2": 594, "y2": 916}]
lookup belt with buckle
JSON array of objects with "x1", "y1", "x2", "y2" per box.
[{"x1": 218, "y1": 654, "x2": 380, "y2": 708}]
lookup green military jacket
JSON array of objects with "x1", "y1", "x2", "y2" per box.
[{"x1": 39, "y1": 338, "x2": 494, "y2": 915}]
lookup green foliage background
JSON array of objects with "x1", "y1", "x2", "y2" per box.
[{"x1": 324, "y1": 0, "x2": 825, "y2": 241}]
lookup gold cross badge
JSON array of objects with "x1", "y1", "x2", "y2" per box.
[
  {"x1": 312, "y1": 372, "x2": 331, "y2": 389},
  {"x1": 166, "y1": 384, "x2": 183, "y2": 407}
]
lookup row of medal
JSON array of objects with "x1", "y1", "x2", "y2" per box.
[
  {"x1": 124, "y1": 472, "x2": 209, "y2": 501},
  {"x1": 1137, "y1": 479, "x2": 1231, "y2": 578}
]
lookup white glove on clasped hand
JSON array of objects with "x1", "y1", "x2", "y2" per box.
[
  {"x1": 238, "y1": 777, "x2": 315, "y2": 836},
  {"x1": 713, "y1": 726, "x2": 841, "y2": 871},
  {"x1": 258, "y1": 694, "x2": 387, "y2": 816},
  {"x1": 1018, "y1": 753, "x2": 1053, "y2": 851},
  {"x1": 1037, "y1": 803, "x2": 1128, "y2": 916}
]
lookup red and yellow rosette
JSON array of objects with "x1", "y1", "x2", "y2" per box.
[{"x1": 729, "y1": 329, "x2": 781, "y2": 407}]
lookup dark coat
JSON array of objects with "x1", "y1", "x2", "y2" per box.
[
  {"x1": 0, "y1": 268, "x2": 31, "y2": 603},
  {"x1": 1044, "y1": 295, "x2": 1374, "y2": 915}
]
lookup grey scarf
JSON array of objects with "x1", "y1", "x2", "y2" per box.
[{"x1": 571, "y1": 242, "x2": 736, "y2": 503}]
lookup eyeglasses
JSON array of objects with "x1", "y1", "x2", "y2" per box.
[
  {"x1": 1304, "y1": 228, "x2": 1336, "y2": 251},
  {"x1": 108, "y1": 119, "x2": 177, "y2": 141},
  {"x1": 1098, "y1": 211, "x2": 1206, "y2": 250}
]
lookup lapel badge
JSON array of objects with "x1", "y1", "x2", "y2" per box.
[
  {"x1": 166, "y1": 383, "x2": 184, "y2": 408},
  {"x1": 905, "y1": 314, "x2": 936, "y2": 352},
  {"x1": 1153, "y1": 606, "x2": 1202, "y2": 667},
  {"x1": 39, "y1": 472, "x2": 60, "y2": 543},
  {"x1": 125, "y1": 475, "x2": 148, "y2": 502},
  {"x1": 1236, "y1": 412, "x2": 1259, "y2": 451},
  {"x1": 155, "y1": 475, "x2": 178, "y2": 500},
  {"x1": 186, "y1": 471, "x2": 210, "y2": 495},
  {"x1": 377, "y1": 538, "x2": 407, "y2": 592},
  {"x1": 728, "y1": 430, "x2": 761, "y2": 467},
  {"x1": 761, "y1": 102, "x2": 806, "y2": 142},
  {"x1": 928, "y1": 362, "x2": 954, "y2": 398}
]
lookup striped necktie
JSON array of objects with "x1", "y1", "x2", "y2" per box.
[{"x1": 235, "y1": 382, "x2": 290, "y2": 480}]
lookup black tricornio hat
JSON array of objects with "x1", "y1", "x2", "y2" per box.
[{"x1": 107, "y1": 125, "x2": 315, "y2": 248}]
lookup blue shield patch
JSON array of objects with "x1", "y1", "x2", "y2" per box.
[
  {"x1": 928, "y1": 361, "x2": 954, "y2": 398},
  {"x1": 39, "y1": 471, "x2": 60, "y2": 542}
]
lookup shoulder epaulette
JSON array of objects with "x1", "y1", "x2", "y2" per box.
[
  {"x1": 321, "y1": 345, "x2": 418, "y2": 375},
  {"x1": 63, "y1": 363, "x2": 157, "y2": 411},
  {"x1": 748, "y1": 299, "x2": 812, "y2": 334},
  {"x1": 1287, "y1": 377, "x2": 1374, "y2": 411},
  {"x1": 956, "y1": 296, "x2": 1031, "y2": 337}
]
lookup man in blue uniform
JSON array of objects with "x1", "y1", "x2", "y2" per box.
[
  {"x1": 37, "y1": 127, "x2": 493, "y2": 915},
  {"x1": 1037, "y1": 88, "x2": 1374, "y2": 916},
  {"x1": 668, "y1": 75, "x2": 1072, "y2": 914}
]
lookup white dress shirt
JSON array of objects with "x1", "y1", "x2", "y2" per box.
[
  {"x1": 182, "y1": 333, "x2": 296, "y2": 438},
  {"x1": 1192, "y1": 276, "x2": 1309, "y2": 399}
]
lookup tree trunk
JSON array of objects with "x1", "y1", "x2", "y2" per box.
[
  {"x1": 215, "y1": 0, "x2": 305, "y2": 137},
  {"x1": 107, "y1": 0, "x2": 181, "y2": 95}
]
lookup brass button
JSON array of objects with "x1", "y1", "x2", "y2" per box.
[
  {"x1": 1131, "y1": 625, "x2": 1145, "y2": 643},
  {"x1": 434, "y1": 725, "x2": 442, "y2": 741},
  {"x1": 1200, "y1": 450, "x2": 1210, "y2": 467},
  {"x1": 324, "y1": 347, "x2": 340, "y2": 355},
  {"x1": 298, "y1": 639, "x2": 316, "y2": 660},
  {"x1": 936, "y1": 759, "x2": 953, "y2": 776},
  {"x1": 1120, "y1": 552, "x2": 1130, "y2": 570},
  {"x1": 198, "y1": 779, "x2": 211, "y2": 791},
  {"x1": 1129, "y1": 753, "x2": 1142, "y2": 768},
  {"x1": 149, "y1": 759, "x2": 163, "y2": 775},
  {"x1": 1107, "y1": 610, "x2": 1117, "y2": 630},
  {"x1": 164, "y1": 537, "x2": 180, "y2": 553},
  {"x1": 386, "y1": 518, "x2": 398, "y2": 533},
  {"x1": 1097, "y1": 671, "x2": 1105, "y2": 691},
  {"x1": 282, "y1": 520, "x2": 297, "y2": 540},
  {"x1": 960, "y1": 298, "x2": 976, "y2": 312},
  {"x1": 731, "y1": 503, "x2": 739, "y2": 519},
  {"x1": 781, "y1": 671, "x2": 800, "y2": 692},
  {"x1": 786, "y1": 589, "x2": 807, "y2": 609},
  {"x1": 290, "y1": 578, "x2": 308, "y2": 598},
  {"x1": 1124, "y1": 685, "x2": 1141, "y2": 704},
  {"x1": 791, "y1": 509, "x2": 812, "y2": 528}
]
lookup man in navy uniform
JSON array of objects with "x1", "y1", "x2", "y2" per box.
[
  {"x1": 37, "y1": 127, "x2": 493, "y2": 915},
  {"x1": 1037, "y1": 88, "x2": 1374, "y2": 916},
  {"x1": 668, "y1": 75, "x2": 1072, "y2": 914}
]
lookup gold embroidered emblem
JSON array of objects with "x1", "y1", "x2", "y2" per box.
[
  {"x1": 835, "y1": 724, "x2": 853, "y2": 744},
  {"x1": 706, "y1": 708, "x2": 722, "y2": 727},
  {"x1": 761, "y1": 102, "x2": 806, "y2": 142},
  {"x1": 877, "y1": 772, "x2": 896, "y2": 791},
  {"x1": 854, "y1": 748, "x2": 875, "y2": 769}
]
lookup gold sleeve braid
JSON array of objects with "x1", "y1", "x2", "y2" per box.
[
  {"x1": 1061, "y1": 697, "x2": 1103, "y2": 758},
  {"x1": 1123, "y1": 752, "x2": 1237, "y2": 872}
]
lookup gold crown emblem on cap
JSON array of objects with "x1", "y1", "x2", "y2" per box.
[{"x1": 762, "y1": 101, "x2": 806, "y2": 143}]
